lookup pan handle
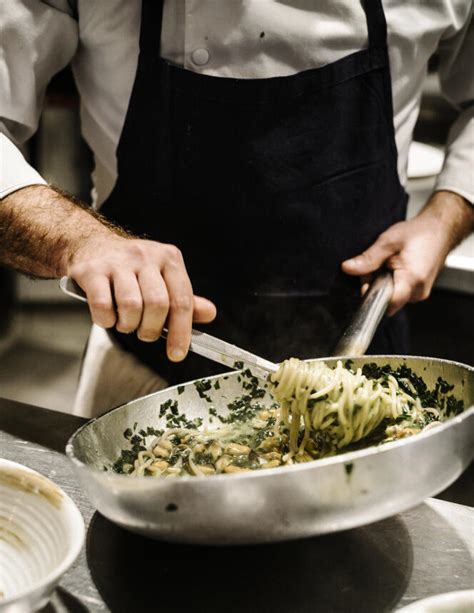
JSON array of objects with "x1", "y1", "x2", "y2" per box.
[{"x1": 331, "y1": 270, "x2": 394, "y2": 357}]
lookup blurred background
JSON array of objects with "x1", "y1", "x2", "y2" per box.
[{"x1": 1, "y1": 61, "x2": 473, "y2": 413}]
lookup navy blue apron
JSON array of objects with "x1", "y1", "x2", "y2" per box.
[{"x1": 101, "y1": 0, "x2": 409, "y2": 384}]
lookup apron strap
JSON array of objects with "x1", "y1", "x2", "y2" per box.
[
  {"x1": 138, "y1": 0, "x2": 165, "y2": 57},
  {"x1": 365, "y1": 0, "x2": 388, "y2": 49}
]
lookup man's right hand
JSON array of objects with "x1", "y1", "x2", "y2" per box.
[
  {"x1": 0, "y1": 184, "x2": 216, "y2": 362},
  {"x1": 69, "y1": 236, "x2": 216, "y2": 361}
]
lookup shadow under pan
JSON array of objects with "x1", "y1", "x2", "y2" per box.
[{"x1": 87, "y1": 512, "x2": 413, "y2": 613}]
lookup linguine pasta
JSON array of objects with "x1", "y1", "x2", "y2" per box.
[{"x1": 271, "y1": 358, "x2": 440, "y2": 457}]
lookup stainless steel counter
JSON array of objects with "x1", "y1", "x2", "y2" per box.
[{"x1": 1, "y1": 398, "x2": 472, "y2": 613}]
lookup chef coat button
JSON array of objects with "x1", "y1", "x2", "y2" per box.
[{"x1": 191, "y1": 48, "x2": 210, "y2": 66}]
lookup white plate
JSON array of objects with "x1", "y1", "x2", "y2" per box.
[
  {"x1": 399, "y1": 590, "x2": 474, "y2": 612},
  {"x1": 0, "y1": 459, "x2": 84, "y2": 612}
]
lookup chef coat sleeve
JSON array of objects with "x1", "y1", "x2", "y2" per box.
[
  {"x1": 0, "y1": 1, "x2": 78, "y2": 199},
  {"x1": 434, "y1": 8, "x2": 474, "y2": 205}
]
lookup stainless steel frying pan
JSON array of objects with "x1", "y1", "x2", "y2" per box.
[{"x1": 66, "y1": 359, "x2": 474, "y2": 544}]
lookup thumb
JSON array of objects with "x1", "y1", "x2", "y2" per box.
[
  {"x1": 193, "y1": 295, "x2": 217, "y2": 323},
  {"x1": 342, "y1": 234, "x2": 399, "y2": 276}
]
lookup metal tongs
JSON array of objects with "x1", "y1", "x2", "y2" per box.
[{"x1": 60, "y1": 272, "x2": 393, "y2": 380}]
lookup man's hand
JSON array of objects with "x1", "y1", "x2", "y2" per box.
[
  {"x1": 0, "y1": 185, "x2": 216, "y2": 361},
  {"x1": 69, "y1": 236, "x2": 216, "y2": 361},
  {"x1": 342, "y1": 191, "x2": 474, "y2": 316}
]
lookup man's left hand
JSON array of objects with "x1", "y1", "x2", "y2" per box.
[{"x1": 342, "y1": 190, "x2": 474, "y2": 316}]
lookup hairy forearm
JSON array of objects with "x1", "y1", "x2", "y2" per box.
[{"x1": 0, "y1": 185, "x2": 124, "y2": 278}]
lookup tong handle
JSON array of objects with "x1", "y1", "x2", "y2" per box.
[{"x1": 59, "y1": 277, "x2": 277, "y2": 378}]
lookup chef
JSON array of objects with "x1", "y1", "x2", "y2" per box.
[{"x1": 1, "y1": 1, "x2": 473, "y2": 417}]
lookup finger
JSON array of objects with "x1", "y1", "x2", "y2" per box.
[
  {"x1": 342, "y1": 233, "x2": 401, "y2": 276},
  {"x1": 387, "y1": 270, "x2": 412, "y2": 316},
  {"x1": 113, "y1": 273, "x2": 143, "y2": 333},
  {"x1": 193, "y1": 296, "x2": 217, "y2": 323},
  {"x1": 78, "y1": 275, "x2": 116, "y2": 328},
  {"x1": 162, "y1": 266, "x2": 194, "y2": 362},
  {"x1": 137, "y1": 269, "x2": 169, "y2": 342}
]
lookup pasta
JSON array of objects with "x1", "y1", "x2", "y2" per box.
[
  {"x1": 113, "y1": 359, "x2": 462, "y2": 477},
  {"x1": 270, "y1": 358, "x2": 440, "y2": 459}
]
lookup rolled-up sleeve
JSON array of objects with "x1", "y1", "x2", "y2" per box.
[
  {"x1": 0, "y1": 133, "x2": 46, "y2": 198},
  {"x1": 434, "y1": 8, "x2": 474, "y2": 204},
  {"x1": 0, "y1": 0, "x2": 78, "y2": 199}
]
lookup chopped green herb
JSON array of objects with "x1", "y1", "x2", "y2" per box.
[
  {"x1": 159, "y1": 399, "x2": 173, "y2": 417},
  {"x1": 446, "y1": 396, "x2": 463, "y2": 417},
  {"x1": 146, "y1": 426, "x2": 163, "y2": 437},
  {"x1": 361, "y1": 363, "x2": 464, "y2": 415},
  {"x1": 194, "y1": 379, "x2": 213, "y2": 402}
]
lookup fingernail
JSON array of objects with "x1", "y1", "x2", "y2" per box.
[
  {"x1": 345, "y1": 257, "x2": 358, "y2": 267},
  {"x1": 138, "y1": 334, "x2": 159, "y2": 343},
  {"x1": 169, "y1": 348, "x2": 186, "y2": 362}
]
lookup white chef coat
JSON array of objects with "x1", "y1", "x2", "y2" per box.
[
  {"x1": 1, "y1": 0, "x2": 473, "y2": 417},
  {"x1": 1, "y1": 0, "x2": 473, "y2": 205}
]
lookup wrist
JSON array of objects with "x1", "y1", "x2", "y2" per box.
[
  {"x1": 43, "y1": 185, "x2": 130, "y2": 275},
  {"x1": 66, "y1": 229, "x2": 125, "y2": 269},
  {"x1": 417, "y1": 190, "x2": 474, "y2": 250}
]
